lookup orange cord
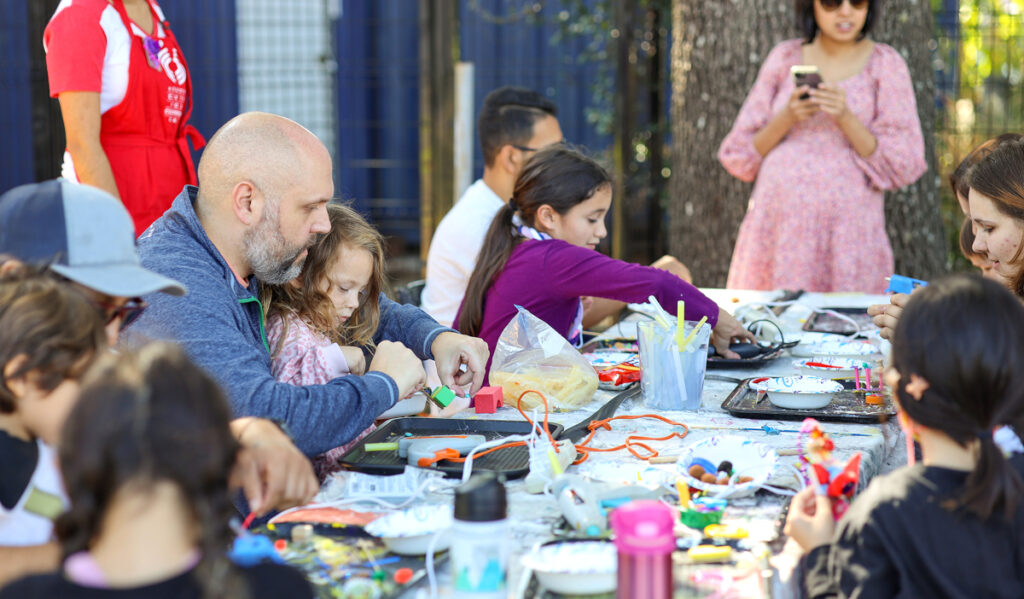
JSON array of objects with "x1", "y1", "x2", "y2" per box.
[{"x1": 445, "y1": 389, "x2": 689, "y2": 466}]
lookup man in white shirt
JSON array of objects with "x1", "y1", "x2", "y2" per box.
[{"x1": 422, "y1": 87, "x2": 563, "y2": 326}]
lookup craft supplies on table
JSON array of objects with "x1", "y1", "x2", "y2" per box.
[{"x1": 636, "y1": 318, "x2": 709, "y2": 411}]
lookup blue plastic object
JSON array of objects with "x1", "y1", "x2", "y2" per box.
[
  {"x1": 229, "y1": 534, "x2": 285, "y2": 566},
  {"x1": 885, "y1": 275, "x2": 928, "y2": 295}
]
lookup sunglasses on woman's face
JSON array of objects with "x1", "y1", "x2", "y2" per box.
[
  {"x1": 819, "y1": 0, "x2": 868, "y2": 10},
  {"x1": 94, "y1": 297, "x2": 147, "y2": 326}
]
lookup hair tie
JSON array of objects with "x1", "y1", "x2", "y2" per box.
[
  {"x1": 977, "y1": 428, "x2": 993, "y2": 441},
  {"x1": 508, "y1": 196, "x2": 517, "y2": 210}
]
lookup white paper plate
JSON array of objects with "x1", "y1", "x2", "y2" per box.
[
  {"x1": 364, "y1": 505, "x2": 452, "y2": 555},
  {"x1": 794, "y1": 357, "x2": 873, "y2": 379},
  {"x1": 791, "y1": 339, "x2": 881, "y2": 358},
  {"x1": 750, "y1": 376, "x2": 843, "y2": 409},
  {"x1": 521, "y1": 541, "x2": 617, "y2": 595},
  {"x1": 676, "y1": 436, "x2": 777, "y2": 498}
]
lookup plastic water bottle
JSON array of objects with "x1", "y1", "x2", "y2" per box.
[
  {"x1": 610, "y1": 500, "x2": 675, "y2": 599},
  {"x1": 451, "y1": 473, "x2": 508, "y2": 598}
]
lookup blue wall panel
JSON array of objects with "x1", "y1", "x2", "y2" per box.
[
  {"x1": 459, "y1": 0, "x2": 611, "y2": 180},
  {"x1": 158, "y1": 0, "x2": 240, "y2": 154},
  {"x1": 0, "y1": 0, "x2": 35, "y2": 192}
]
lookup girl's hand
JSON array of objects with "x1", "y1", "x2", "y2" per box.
[
  {"x1": 784, "y1": 487, "x2": 837, "y2": 552},
  {"x1": 339, "y1": 346, "x2": 366, "y2": 375},
  {"x1": 785, "y1": 86, "x2": 819, "y2": 123},
  {"x1": 710, "y1": 308, "x2": 757, "y2": 359},
  {"x1": 809, "y1": 83, "x2": 849, "y2": 121}
]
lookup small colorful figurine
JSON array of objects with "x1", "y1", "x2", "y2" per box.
[{"x1": 799, "y1": 418, "x2": 861, "y2": 520}]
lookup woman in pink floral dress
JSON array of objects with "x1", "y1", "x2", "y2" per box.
[{"x1": 719, "y1": 0, "x2": 926, "y2": 292}]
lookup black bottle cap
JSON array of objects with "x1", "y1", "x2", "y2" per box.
[{"x1": 454, "y1": 472, "x2": 507, "y2": 522}]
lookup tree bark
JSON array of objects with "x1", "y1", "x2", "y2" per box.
[{"x1": 669, "y1": 0, "x2": 945, "y2": 287}]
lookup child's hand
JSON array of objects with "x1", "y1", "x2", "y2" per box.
[
  {"x1": 867, "y1": 293, "x2": 910, "y2": 341},
  {"x1": 339, "y1": 346, "x2": 366, "y2": 375},
  {"x1": 710, "y1": 308, "x2": 757, "y2": 359},
  {"x1": 784, "y1": 487, "x2": 836, "y2": 552},
  {"x1": 369, "y1": 340, "x2": 426, "y2": 399}
]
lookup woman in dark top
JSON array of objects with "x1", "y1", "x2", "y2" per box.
[
  {"x1": 786, "y1": 274, "x2": 1024, "y2": 598},
  {"x1": 0, "y1": 343, "x2": 312, "y2": 598}
]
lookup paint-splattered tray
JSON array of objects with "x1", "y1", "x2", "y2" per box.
[
  {"x1": 721, "y1": 377, "x2": 895, "y2": 424},
  {"x1": 802, "y1": 307, "x2": 878, "y2": 335}
]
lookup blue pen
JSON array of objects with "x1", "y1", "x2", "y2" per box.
[{"x1": 884, "y1": 274, "x2": 928, "y2": 295}]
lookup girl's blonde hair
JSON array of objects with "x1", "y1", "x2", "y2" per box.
[{"x1": 263, "y1": 202, "x2": 387, "y2": 354}]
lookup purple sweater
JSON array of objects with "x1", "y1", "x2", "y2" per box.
[{"x1": 454, "y1": 239, "x2": 720, "y2": 373}]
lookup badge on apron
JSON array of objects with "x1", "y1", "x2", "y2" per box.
[{"x1": 142, "y1": 35, "x2": 162, "y2": 71}]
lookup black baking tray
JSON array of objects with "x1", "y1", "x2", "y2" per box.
[
  {"x1": 338, "y1": 417, "x2": 563, "y2": 479},
  {"x1": 802, "y1": 307, "x2": 877, "y2": 335},
  {"x1": 721, "y1": 377, "x2": 895, "y2": 424}
]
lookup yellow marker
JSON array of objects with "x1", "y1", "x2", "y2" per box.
[
  {"x1": 676, "y1": 477, "x2": 691, "y2": 508},
  {"x1": 704, "y1": 524, "x2": 749, "y2": 539},
  {"x1": 679, "y1": 315, "x2": 708, "y2": 351},
  {"x1": 687, "y1": 545, "x2": 733, "y2": 563}
]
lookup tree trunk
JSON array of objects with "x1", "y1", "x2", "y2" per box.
[
  {"x1": 872, "y1": 1, "x2": 946, "y2": 279},
  {"x1": 669, "y1": 0, "x2": 945, "y2": 287}
]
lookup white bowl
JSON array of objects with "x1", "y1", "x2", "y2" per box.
[
  {"x1": 521, "y1": 541, "x2": 617, "y2": 595},
  {"x1": 794, "y1": 357, "x2": 872, "y2": 379},
  {"x1": 791, "y1": 339, "x2": 880, "y2": 359},
  {"x1": 750, "y1": 376, "x2": 843, "y2": 409},
  {"x1": 364, "y1": 505, "x2": 452, "y2": 555},
  {"x1": 676, "y1": 436, "x2": 777, "y2": 498}
]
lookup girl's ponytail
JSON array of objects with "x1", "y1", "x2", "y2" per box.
[{"x1": 458, "y1": 201, "x2": 517, "y2": 337}]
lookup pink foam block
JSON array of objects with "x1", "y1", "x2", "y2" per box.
[{"x1": 473, "y1": 386, "x2": 504, "y2": 414}]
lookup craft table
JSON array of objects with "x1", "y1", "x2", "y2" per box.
[{"x1": 317, "y1": 290, "x2": 906, "y2": 598}]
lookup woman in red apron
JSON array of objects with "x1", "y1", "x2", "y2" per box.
[{"x1": 45, "y1": 0, "x2": 205, "y2": 235}]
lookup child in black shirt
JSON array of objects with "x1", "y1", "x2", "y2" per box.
[
  {"x1": 0, "y1": 344, "x2": 312, "y2": 598},
  {"x1": 786, "y1": 274, "x2": 1024, "y2": 598}
]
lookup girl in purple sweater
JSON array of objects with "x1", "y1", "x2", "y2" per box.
[{"x1": 454, "y1": 145, "x2": 752, "y2": 372}]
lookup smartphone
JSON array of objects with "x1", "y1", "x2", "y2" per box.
[{"x1": 790, "y1": 65, "x2": 822, "y2": 99}]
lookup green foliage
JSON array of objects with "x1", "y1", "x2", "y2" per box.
[{"x1": 934, "y1": 0, "x2": 1024, "y2": 271}]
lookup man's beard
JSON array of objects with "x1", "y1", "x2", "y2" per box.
[{"x1": 243, "y1": 206, "x2": 313, "y2": 284}]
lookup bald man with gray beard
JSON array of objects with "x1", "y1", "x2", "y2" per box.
[{"x1": 124, "y1": 112, "x2": 489, "y2": 458}]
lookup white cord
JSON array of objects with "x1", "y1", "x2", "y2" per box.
[
  {"x1": 424, "y1": 529, "x2": 443, "y2": 599},
  {"x1": 268, "y1": 475, "x2": 438, "y2": 523}
]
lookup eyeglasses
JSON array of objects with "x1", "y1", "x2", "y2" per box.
[
  {"x1": 93, "y1": 297, "x2": 147, "y2": 326},
  {"x1": 819, "y1": 0, "x2": 868, "y2": 11}
]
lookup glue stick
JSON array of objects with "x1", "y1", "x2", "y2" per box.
[{"x1": 451, "y1": 473, "x2": 508, "y2": 599}]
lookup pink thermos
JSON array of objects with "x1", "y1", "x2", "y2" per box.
[{"x1": 610, "y1": 500, "x2": 675, "y2": 599}]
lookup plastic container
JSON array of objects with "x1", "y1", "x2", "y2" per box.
[
  {"x1": 610, "y1": 500, "x2": 675, "y2": 599},
  {"x1": 451, "y1": 473, "x2": 508, "y2": 599},
  {"x1": 637, "y1": 319, "x2": 709, "y2": 411}
]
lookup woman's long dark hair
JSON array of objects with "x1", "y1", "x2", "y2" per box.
[
  {"x1": 456, "y1": 145, "x2": 611, "y2": 337},
  {"x1": 965, "y1": 138, "x2": 1024, "y2": 297},
  {"x1": 796, "y1": 0, "x2": 878, "y2": 43},
  {"x1": 55, "y1": 343, "x2": 247, "y2": 599},
  {"x1": 891, "y1": 274, "x2": 1024, "y2": 520}
]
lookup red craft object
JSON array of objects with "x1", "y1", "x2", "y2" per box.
[{"x1": 474, "y1": 386, "x2": 504, "y2": 414}]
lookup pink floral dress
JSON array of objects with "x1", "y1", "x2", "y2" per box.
[
  {"x1": 718, "y1": 40, "x2": 926, "y2": 292},
  {"x1": 267, "y1": 313, "x2": 374, "y2": 481}
]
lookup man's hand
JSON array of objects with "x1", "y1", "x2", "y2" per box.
[
  {"x1": 430, "y1": 331, "x2": 490, "y2": 396},
  {"x1": 784, "y1": 487, "x2": 836, "y2": 553},
  {"x1": 866, "y1": 293, "x2": 910, "y2": 341},
  {"x1": 710, "y1": 307, "x2": 757, "y2": 359},
  {"x1": 369, "y1": 340, "x2": 427, "y2": 399},
  {"x1": 230, "y1": 418, "x2": 318, "y2": 516}
]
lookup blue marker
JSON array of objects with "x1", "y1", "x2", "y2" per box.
[{"x1": 884, "y1": 274, "x2": 928, "y2": 295}]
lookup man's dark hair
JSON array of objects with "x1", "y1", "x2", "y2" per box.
[
  {"x1": 795, "y1": 0, "x2": 878, "y2": 44},
  {"x1": 478, "y1": 87, "x2": 558, "y2": 167}
]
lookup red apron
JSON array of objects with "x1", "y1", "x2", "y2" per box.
[{"x1": 101, "y1": 0, "x2": 205, "y2": 235}]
